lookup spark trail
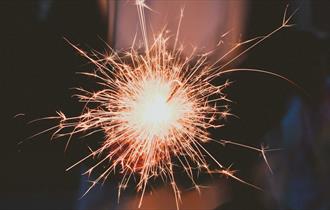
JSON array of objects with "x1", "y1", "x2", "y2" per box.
[{"x1": 31, "y1": 1, "x2": 298, "y2": 209}]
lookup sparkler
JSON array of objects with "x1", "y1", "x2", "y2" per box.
[{"x1": 30, "y1": 1, "x2": 298, "y2": 209}]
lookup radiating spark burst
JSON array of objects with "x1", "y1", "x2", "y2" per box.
[
  {"x1": 31, "y1": 2, "x2": 299, "y2": 209},
  {"x1": 62, "y1": 33, "x2": 231, "y2": 207}
]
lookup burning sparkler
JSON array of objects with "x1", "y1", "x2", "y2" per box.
[{"x1": 29, "y1": 1, "x2": 298, "y2": 209}]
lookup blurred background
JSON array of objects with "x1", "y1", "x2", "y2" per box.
[{"x1": 0, "y1": 0, "x2": 329, "y2": 209}]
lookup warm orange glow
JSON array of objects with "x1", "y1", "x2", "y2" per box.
[{"x1": 32, "y1": 1, "x2": 298, "y2": 209}]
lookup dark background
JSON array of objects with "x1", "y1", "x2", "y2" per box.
[{"x1": 0, "y1": 0, "x2": 329, "y2": 210}]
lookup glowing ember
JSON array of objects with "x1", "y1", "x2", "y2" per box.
[{"x1": 123, "y1": 79, "x2": 190, "y2": 140}]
